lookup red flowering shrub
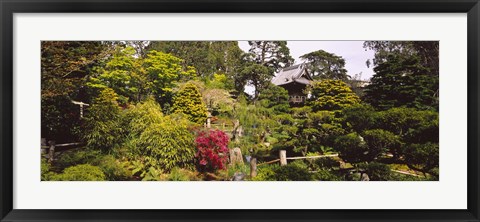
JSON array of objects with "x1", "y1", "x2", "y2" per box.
[{"x1": 195, "y1": 130, "x2": 230, "y2": 172}]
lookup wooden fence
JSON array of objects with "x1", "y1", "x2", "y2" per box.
[
  {"x1": 41, "y1": 139, "x2": 84, "y2": 162},
  {"x1": 251, "y1": 150, "x2": 422, "y2": 179}
]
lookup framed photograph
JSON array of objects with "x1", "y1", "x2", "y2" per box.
[{"x1": 1, "y1": 0, "x2": 479, "y2": 221}]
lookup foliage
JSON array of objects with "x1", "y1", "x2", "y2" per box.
[
  {"x1": 363, "y1": 41, "x2": 439, "y2": 77},
  {"x1": 195, "y1": 130, "x2": 230, "y2": 172},
  {"x1": 404, "y1": 143, "x2": 439, "y2": 177},
  {"x1": 83, "y1": 88, "x2": 123, "y2": 152},
  {"x1": 334, "y1": 132, "x2": 369, "y2": 164},
  {"x1": 86, "y1": 46, "x2": 145, "y2": 104},
  {"x1": 358, "y1": 162, "x2": 392, "y2": 181},
  {"x1": 307, "y1": 80, "x2": 361, "y2": 111},
  {"x1": 269, "y1": 107, "x2": 345, "y2": 156},
  {"x1": 311, "y1": 169, "x2": 342, "y2": 181},
  {"x1": 252, "y1": 164, "x2": 279, "y2": 181},
  {"x1": 253, "y1": 161, "x2": 311, "y2": 181},
  {"x1": 41, "y1": 41, "x2": 112, "y2": 141},
  {"x1": 41, "y1": 41, "x2": 110, "y2": 99},
  {"x1": 364, "y1": 54, "x2": 438, "y2": 110},
  {"x1": 376, "y1": 107, "x2": 439, "y2": 144},
  {"x1": 206, "y1": 73, "x2": 229, "y2": 89},
  {"x1": 167, "y1": 167, "x2": 202, "y2": 181},
  {"x1": 41, "y1": 159, "x2": 56, "y2": 181},
  {"x1": 202, "y1": 88, "x2": 235, "y2": 114},
  {"x1": 125, "y1": 99, "x2": 196, "y2": 174},
  {"x1": 240, "y1": 63, "x2": 273, "y2": 99},
  {"x1": 94, "y1": 155, "x2": 133, "y2": 181},
  {"x1": 247, "y1": 41, "x2": 294, "y2": 73},
  {"x1": 341, "y1": 104, "x2": 378, "y2": 133},
  {"x1": 172, "y1": 82, "x2": 208, "y2": 124},
  {"x1": 148, "y1": 41, "x2": 244, "y2": 81},
  {"x1": 362, "y1": 129, "x2": 400, "y2": 160},
  {"x1": 54, "y1": 148, "x2": 103, "y2": 170},
  {"x1": 50, "y1": 164, "x2": 106, "y2": 181},
  {"x1": 144, "y1": 50, "x2": 197, "y2": 105},
  {"x1": 41, "y1": 95, "x2": 81, "y2": 142},
  {"x1": 307, "y1": 154, "x2": 340, "y2": 170},
  {"x1": 300, "y1": 50, "x2": 348, "y2": 80},
  {"x1": 257, "y1": 83, "x2": 290, "y2": 114}
]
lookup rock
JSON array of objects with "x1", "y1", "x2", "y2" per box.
[
  {"x1": 231, "y1": 172, "x2": 246, "y2": 181},
  {"x1": 361, "y1": 173, "x2": 370, "y2": 181},
  {"x1": 229, "y1": 147, "x2": 244, "y2": 166}
]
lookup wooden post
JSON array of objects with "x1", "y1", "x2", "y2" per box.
[
  {"x1": 71, "y1": 100, "x2": 89, "y2": 118},
  {"x1": 279, "y1": 150, "x2": 287, "y2": 166},
  {"x1": 250, "y1": 157, "x2": 257, "y2": 178},
  {"x1": 48, "y1": 140, "x2": 56, "y2": 163},
  {"x1": 41, "y1": 138, "x2": 47, "y2": 155}
]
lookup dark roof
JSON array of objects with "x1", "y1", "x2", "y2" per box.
[{"x1": 271, "y1": 64, "x2": 313, "y2": 86}]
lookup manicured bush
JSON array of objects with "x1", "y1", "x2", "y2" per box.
[
  {"x1": 307, "y1": 80, "x2": 360, "y2": 111},
  {"x1": 334, "y1": 132, "x2": 369, "y2": 164},
  {"x1": 195, "y1": 129, "x2": 230, "y2": 172},
  {"x1": 362, "y1": 129, "x2": 400, "y2": 160},
  {"x1": 51, "y1": 164, "x2": 106, "y2": 181},
  {"x1": 172, "y1": 82, "x2": 208, "y2": 124}
]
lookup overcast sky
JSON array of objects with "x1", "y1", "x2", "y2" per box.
[{"x1": 238, "y1": 41, "x2": 375, "y2": 81}]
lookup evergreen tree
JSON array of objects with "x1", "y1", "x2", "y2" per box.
[
  {"x1": 364, "y1": 54, "x2": 438, "y2": 110},
  {"x1": 172, "y1": 82, "x2": 208, "y2": 124},
  {"x1": 300, "y1": 50, "x2": 348, "y2": 80},
  {"x1": 247, "y1": 41, "x2": 294, "y2": 73}
]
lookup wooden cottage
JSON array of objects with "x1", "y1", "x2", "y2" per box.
[{"x1": 271, "y1": 64, "x2": 313, "y2": 106}]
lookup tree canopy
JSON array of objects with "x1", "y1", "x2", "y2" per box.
[{"x1": 300, "y1": 50, "x2": 348, "y2": 80}]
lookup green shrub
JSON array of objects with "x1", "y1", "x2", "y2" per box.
[
  {"x1": 171, "y1": 82, "x2": 207, "y2": 124},
  {"x1": 312, "y1": 169, "x2": 342, "y2": 181},
  {"x1": 51, "y1": 164, "x2": 106, "y2": 181},
  {"x1": 334, "y1": 132, "x2": 369, "y2": 164},
  {"x1": 167, "y1": 167, "x2": 201, "y2": 181},
  {"x1": 307, "y1": 80, "x2": 360, "y2": 111},
  {"x1": 83, "y1": 88, "x2": 123, "y2": 152},
  {"x1": 253, "y1": 161, "x2": 312, "y2": 181},
  {"x1": 274, "y1": 161, "x2": 312, "y2": 181},
  {"x1": 358, "y1": 162, "x2": 392, "y2": 181},
  {"x1": 307, "y1": 156, "x2": 340, "y2": 171},
  {"x1": 404, "y1": 142, "x2": 439, "y2": 177},
  {"x1": 252, "y1": 164, "x2": 279, "y2": 181},
  {"x1": 54, "y1": 148, "x2": 102, "y2": 170},
  {"x1": 362, "y1": 129, "x2": 401, "y2": 160},
  {"x1": 125, "y1": 99, "x2": 196, "y2": 175},
  {"x1": 41, "y1": 158, "x2": 56, "y2": 181},
  {"x1": 94, "y1": 155, "x2": 133, "y2": 181}
]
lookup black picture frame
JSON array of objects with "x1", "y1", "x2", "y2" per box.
[{"x1": 1, "y1": 0, "x2": 479, "y2": 221}]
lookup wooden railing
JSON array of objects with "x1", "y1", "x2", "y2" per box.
[
  {"x1": 41, "y1": 139, "x2": 84, "y2": 162},
  {"x1": 252, "y1": 150, "x2": 422, "y2": 179}
]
